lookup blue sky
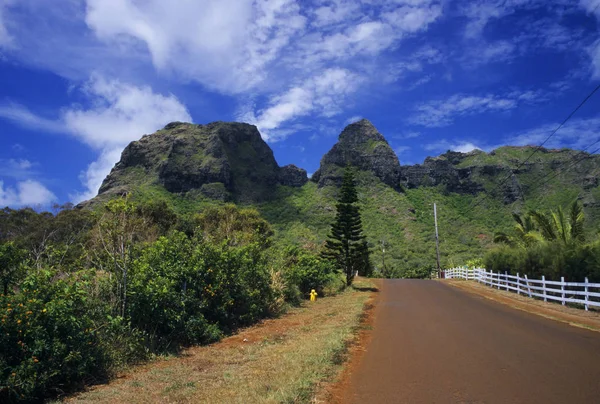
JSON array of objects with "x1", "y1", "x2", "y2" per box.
[{"x1": 1, "y1": 0, "x2": 600, "y2": 207}]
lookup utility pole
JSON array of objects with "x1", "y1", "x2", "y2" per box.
[
  {"x1": 381, "y1": 240, "x2": 386, "y2": 275},
  {"x1": 434, "y1": 203, "x2": 441, "y2": 278}
]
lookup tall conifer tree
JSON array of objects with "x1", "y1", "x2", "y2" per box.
[{"x1": 323, "y1": 166, "x2": 372, "y2": 286}]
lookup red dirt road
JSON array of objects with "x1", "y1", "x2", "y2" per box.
[{"x1": 344, "y1": 280, "x2": 600, "y2": 404}]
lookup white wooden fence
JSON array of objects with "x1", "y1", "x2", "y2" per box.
[{"x1": 444, "y1": 268, "x2": 600, "y2": 311}]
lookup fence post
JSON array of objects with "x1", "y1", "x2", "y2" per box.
[
  {"x1": 524, "y1": 274, "x2": 532, "y2": 298},
  {"x1": 497, "y1": 271, "x2": 500, "y2": 290},
  {"x1": 505, "y1": 271, "x2": 508, "y2": 291},
  {"x1": 517, "y1": 273, "x2": 520, "y2": 295},
  {"x1": 561, "y1": 276, "x2": 565, "y2": 306},
  {"x1": 542, "y1": 275, "x2": 547, "y2": 302},
  {"x1": 585, "y1": 277, "x2": 589, "y2": 312}
]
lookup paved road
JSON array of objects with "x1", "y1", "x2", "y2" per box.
[{"x1": 345, "y1": 280, "x2": 600, "y2": 404}]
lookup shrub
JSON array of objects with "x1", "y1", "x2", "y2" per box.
[
  {"x1": 484, "y1": 246, "x2": 526, "y2": 275},
  {"x1": 0, "y1": 270, "x2": 107, "y2": 403},
  {"x1": 127, "y1": 231, "x2": 275, "y2": 349},
  {"x1": 283, "y1": 247, "x2": 337, "y2": 298}
]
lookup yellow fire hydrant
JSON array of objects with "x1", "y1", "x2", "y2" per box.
[{"x1": 310, "y1": 289, "x2": 318, "y2": 302}]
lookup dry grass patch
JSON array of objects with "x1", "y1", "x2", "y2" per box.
[{"x1": 65, "y1": 278, "x2": 375, "y2": 404}]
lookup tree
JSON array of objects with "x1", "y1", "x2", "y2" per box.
[
  {"x1": 530, "y1": 200, "x2": 585, "y2": 247},
  {"x1": 90, "y1": 197, "x2": 156, "y2": 316},
  {"x1": 0, "y1": 242, "x2": 26, "y2": 295},
  {"x1": 322, "y1": 166, "x2": 371, "y2": 286},
  {"x1": 493, "y1": 212, "x2": 542, "y2": 248},
  {"x1": 194, "y1": 204, "x2": 273, "y2": 248}
]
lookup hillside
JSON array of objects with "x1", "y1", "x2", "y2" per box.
[{"x1": 88, "y1": 119, "x2": 600, "y2": 275}]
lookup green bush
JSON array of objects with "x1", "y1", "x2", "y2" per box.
[
  {"x1": 0, "y1": 270, "x2": 107, "y2": 403},
  {"x1": 282, "y1": 247, "x2": 337, "y2": 298},
  {"x1": 484, "y1": 246, "x2": 526, "y2": 275},
  {"x1": 127, "y1": 231, "x2": 275, "y2": 349}
]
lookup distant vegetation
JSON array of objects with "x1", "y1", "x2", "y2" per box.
[
  {"x1": 485, "y1": 200, "x2": 600, "y2": 282},
  {"x1": 0, "y1": 199, "x2": 345, "y2": 402}
]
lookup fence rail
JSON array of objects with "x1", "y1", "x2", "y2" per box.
[{"x1": 444, "y1": 268, "x2": 600, "y2": 311}]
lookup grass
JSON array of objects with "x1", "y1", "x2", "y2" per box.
[{"x1": 65, "y1": 278, "x2": 375, "y2": 404}]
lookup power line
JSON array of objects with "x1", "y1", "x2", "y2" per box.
[
  {"x1": 462, "y1": 83, "x2": 600, "y2": 213},
  {"x1": 523, "y1": 141, "x2": 600, "y2": 197}
]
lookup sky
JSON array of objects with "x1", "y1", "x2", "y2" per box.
[{"x1": 1, "y1": 0, "x2": 600, "y2": 207}]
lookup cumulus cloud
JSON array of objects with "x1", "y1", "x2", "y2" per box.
[
  {"x1": 63, "y1": 75, "x2": 191, "y2": 150},
  {"x1": 240, "y1": 68, "x2": 363, "y2": 140},
  {"x1": 0, "y1": 179, "x2": 56, "y2": 207},
  {"x1": 83, "y1": 0, "x2": 444, "y2": 137},
  {"x1": 64, "y1": 76, "x2": 192, "y2": 202},
  {"x1": 85, "y1": 0, "x2": 306, "y2": 94},
  {"x1": 1, "y1": 75, "x2": 192, "y2": 202}
]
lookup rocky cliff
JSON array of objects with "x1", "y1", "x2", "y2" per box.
[
  {"x1": 312, "y1": 119, "x2": 402, "y2": 189},
  {"x1": 401, "y1": 147, "x2": 600, "y2": 204},
  {"x1": 97, "y1": 121, "x2": 307, "y2": 203}
]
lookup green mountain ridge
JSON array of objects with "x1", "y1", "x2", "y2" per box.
[{"x1": 86, "y1": 119, "x2": 600, "y2": 274}]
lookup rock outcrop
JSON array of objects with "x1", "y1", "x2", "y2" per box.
[
  {"x1": 312, "y1": 119, "x2": 402, "y2": 189},
  {"x1": 98, "y1": 121, "x2": 307, "y2": 203},
  {"x1": 279, "y1": 164, "x2": 309, "y2": 187}
]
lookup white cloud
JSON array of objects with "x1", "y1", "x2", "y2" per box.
[
  {"x1": 0, "y1": 179, "x2": 56, "y2": 207},
  {"x1": 345, "y1": 115, "x2": 363, "y2": 125},
  {"x1": 504, "y1": 117, "x2": 600, "y2": 151},
  {"x1": 410, "y1": 93, "x2": 517, "y2": 127},
  {"x1": 395, "y1": 145, "x2": 411, "y2": 155},
  {"x1": 409, "y1": 89, "x2": 551, "y2": 127},
  {"x1": 424, "y1": 139, "x2": 482, "y2": 153},
  {"x1": 0, "y1": 158, "x2": 35, "y2": 179},
  {"x1": 311, "y1": 0, "x2": 359, "y2": 27},
  {"x1": 85, "y1": 0, "x2": 306, "y2": 94},
  {"x1": 72, "y1": 147, "x2": 123, "y2": 203},
  {"x1": 82, "y1": 0, "x2": 444, "y2": 135},
  {"x1": 2, "y1": 0, "x2": 447, "y2": 139},
  {"x1": 588, "y1": 39, "x2": 600, "y2": 79},
  {"x1": 0, "y1": 0, "x2": 15, "y2": 48},
  {"x1": 0, "y1": 103, "x2": 65, "y2": 133},
  {"x1": 63, "y1": 75, "x2": 191, "y2": 150},
  {"x1": 241, "y1": 68, "x2": 362, "y2": 140},
  {"x1": 1, "y1": 74, "x2": 192, "y2": 202},
  {"x1": 64, "y1": 75, "x2": 192, "y2": 202}
]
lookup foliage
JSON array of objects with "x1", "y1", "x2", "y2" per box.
[
  {"x1": 282, "y1": 247, "x2": 337, "y2": 298},
  {"x1": 0, "y1": 270, "x2": 107, "y2": 402},
  {"x1": 0, "y1": 242, "x2": 27, "y2": 295},
  {"x1": 127, "y1": 231, "x2": 276, "y2": 349},
  {"x1": 486, "y1": 200, "x2": 598, "y2": 281},
  {"x1": 89, "y1": 197, "x2": 156, "y2": 317},
  {"x1": 322, "y1": 167, "x2": 372, "y2": 285},
  {"x1": 194, "y1": 204, "x2": 273, "y2": 248}
]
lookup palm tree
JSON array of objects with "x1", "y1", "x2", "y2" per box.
[
  {"x1": 529, "y1": 200, "x2": 585, "y2": 247},
  {"x1": 494, "y1": 212, "x2": 543, "y2": 248}
]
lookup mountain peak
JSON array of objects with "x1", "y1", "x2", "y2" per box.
[
  {"x1": 95, "y1": 121, "x2": 307, "y2": 204},
  {"x1": 312, "y1": 119, "x2": 402, "y2": 190}
]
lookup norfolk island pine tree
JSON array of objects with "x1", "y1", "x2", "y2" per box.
[{"x1": 323, "y1": 165, "x2": 372, "y2": 286}]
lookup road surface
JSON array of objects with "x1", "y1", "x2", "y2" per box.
[{"x1": 345, "y1": 280, "x2": 600, "y2": 403}]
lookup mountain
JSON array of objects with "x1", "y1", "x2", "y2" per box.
[
  {"x1": 96, "y1": 121, "x2": 307, "y2": 204},
  {"x1": 88, "y1": 119, "x2": 600, "y2": 273},
  {"x1": 312, "y1": 119, "x2": 402, "y2": 190}
]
